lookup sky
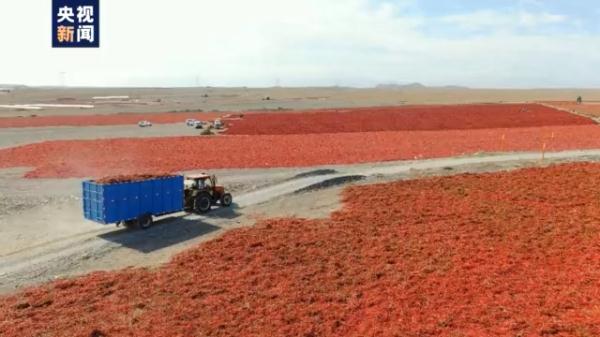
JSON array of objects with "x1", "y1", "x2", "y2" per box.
[{"x1": 0, "y1": 0, "x2": 599, "y2": 88}]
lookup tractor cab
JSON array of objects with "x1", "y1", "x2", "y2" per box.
[{"x1": 183, "y1": 174, "x2": 232, "y2": 213}]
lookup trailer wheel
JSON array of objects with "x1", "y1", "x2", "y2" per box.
[
  {"x1": 220, "y1": 193, "x2": 232, "y2": 207},
  {"x1": 194, "y1": 193, "x2": 212, "y2": 214},
  {"x1": 138, "y1": 214, "x2": 153, "y2": 230},
  {"x1": 123, "y1": 220, "x2": 137, "y2": 229}
]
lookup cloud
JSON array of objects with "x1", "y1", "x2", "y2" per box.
[
  {"x1": 440, "y1": 10, "x2": 567, "y2": 31},
  {"x1": 518, "y1": 12, "x2": 566, "y2": 26},
  {"x1": 0, "y1": 0, "x2": 597, "y2": 88}
]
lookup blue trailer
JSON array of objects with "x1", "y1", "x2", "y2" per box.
[
  {"x1": 82, "y1": 174, "x2": 233, "y2": 229},
  {"x1": 83, "y1": 175, "x2": 184, "y2": 229}
]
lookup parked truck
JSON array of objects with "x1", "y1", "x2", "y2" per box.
[{"x1": 83, "y1": 174, "x2": 232, "y2": 229}]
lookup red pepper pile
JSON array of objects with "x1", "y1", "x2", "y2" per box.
[
  {"x1": 224, "y1": 104, "x2": 593, "y2": 135},
  {"x1": 94, "y1": 173, "x2": 175, "y2": 184},
  {"x1": 2, "y1": 163, "x2": 600, "y2": 336},
  {"x1": 1, "y1": 124, "x2": 600, "y2": 178}
]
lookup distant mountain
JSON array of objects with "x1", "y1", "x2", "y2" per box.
[
  {"x1": 376, "y1": 82, "x2": 426, "y2": 89},
  {"x1": 439, "y1": 85, "x2": 470, "y2": 90},
  {"x1": 375, "y1": 83, "x2": 469, "y2": 90},
  {"x1": 0, "y1": 84, "x2": 27, "y2": 90}
]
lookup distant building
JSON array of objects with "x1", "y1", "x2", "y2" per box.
[{"x1": 0, "y1": 88, "x2": 11, "y2": 93}]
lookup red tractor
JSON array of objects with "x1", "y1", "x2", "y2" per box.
[{"x1": 183, "y1": 174, "x2": 233, "y2": 213}]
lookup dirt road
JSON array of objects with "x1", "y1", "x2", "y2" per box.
[
  {"x1": 3, "y1": 149, "x2": 600, "y2": 294},
  {"x1": 0, "y1": 124, "x2": 205, "y2": 149}
]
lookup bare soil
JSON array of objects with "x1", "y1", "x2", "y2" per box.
[{"x1": 1, "y1": 86, "x2": 598, "y2": 117}]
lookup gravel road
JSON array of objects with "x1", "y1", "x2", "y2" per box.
[
  {"x1": 0, "y1": 124, "x2": 204, "y2": 149},
  {"x1": 3, "y1": 149, "x2": 600, "y2": 294}
]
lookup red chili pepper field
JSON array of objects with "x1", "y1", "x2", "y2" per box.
[
  {"x1": 224, "y1": 103, "x2": 594, "y2": 135},
  {"x1": 0, "y1": 104, "x2": 591, "y2": 130},
  {"x1": 0, "y1": 103, "x2": 598, "y2": 179},
  {"x1": 2, "y1": 124, "x2": 600, "y2": 178},
  {"x1": 2, "y1": 163, "x2": 600, "y2": 336}
]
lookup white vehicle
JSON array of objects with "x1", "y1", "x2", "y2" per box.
[
  {"x1": 193, "y1": 120, "x2": 204, "y2": 129},
  {"x1": 185, "y1": 118, "x2": 198, "y2": 126},
  {"x1": 138, "y1": 120, "x2": 152, "y2": 127},
  {"x1": 213, "y1": 119, "x2": 223, "y2": 129}
]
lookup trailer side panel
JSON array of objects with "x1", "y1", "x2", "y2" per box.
[{"x1": 83, "y1": 175, "x2": 184, "y2": 224}]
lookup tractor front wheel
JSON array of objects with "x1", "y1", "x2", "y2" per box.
[
  {"x1": 220, "y1": 193, "x2": 233, "y2": 207},
  {"x1": 194, "y1": 193, "x2": 212, "y2": 214}
]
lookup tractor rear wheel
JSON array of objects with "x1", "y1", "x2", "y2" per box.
[
  {"x1": 220, "y1": 193, "x2": 233, "y2": 207},
  {"x1": 194, "y1": 192, "x2": 212, "y2": 214}
]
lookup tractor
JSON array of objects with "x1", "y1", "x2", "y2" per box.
[{"x1": 184, "y1": 174, "x2": 233, "y2": 213}]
